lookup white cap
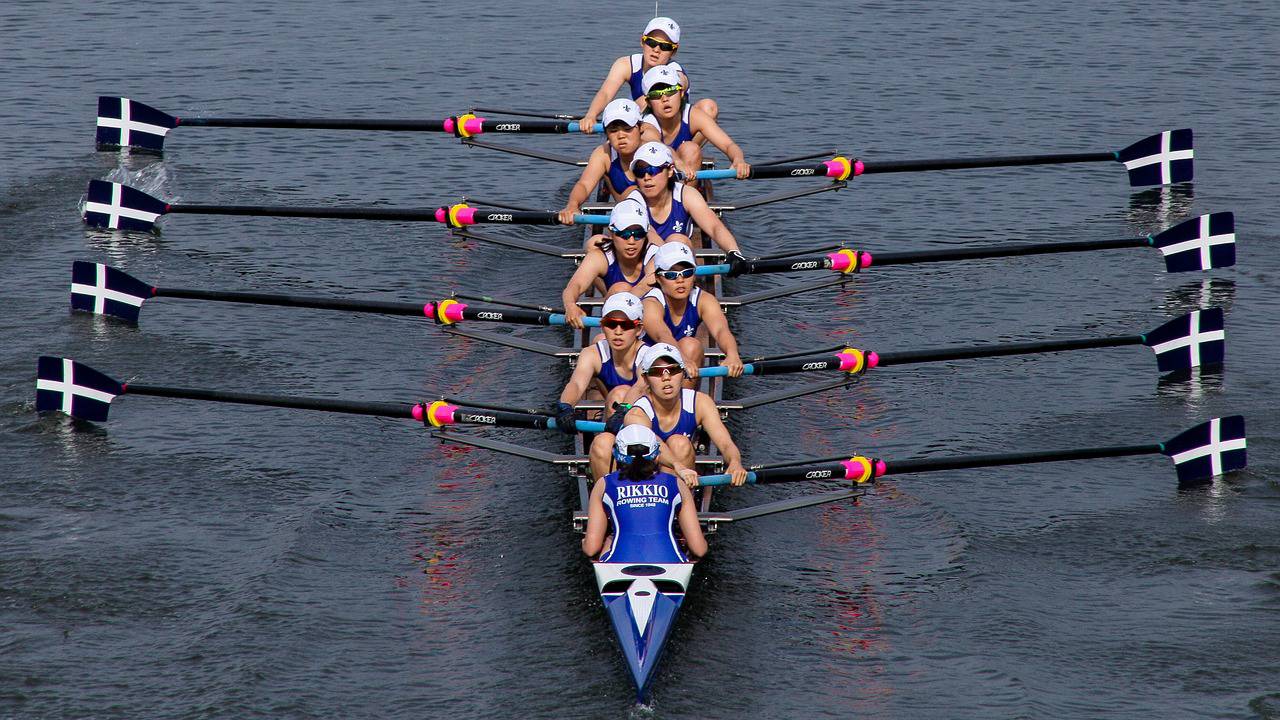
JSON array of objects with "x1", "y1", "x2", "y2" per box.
[
  {"x1": 653, "y1": 242, "x2": 696, "y2": 271},
  {"x1": 643, "y1": 16, "x2": 681, "y2": 44},
  {"x1": 608, "y1": 198, "x2": 649, "y2": 232},
  {"x1": 601, "y1": 98, "x2": 642, "y2": 128},
  {"x1": 631, "y1": 141, "x2": 674, "y2": 171},
  {"x1": 614, "y1": 424, "x2": 661, "y2": 460},
  {"x1": 601, "y1": 293, "x2": 643, "y2": 321},
  {"x1": 641, "y1": 64, "x2": 683, "y2": 95},
  {"x1": 639, "y1": 342, "x2": 685, "y2": 371}
]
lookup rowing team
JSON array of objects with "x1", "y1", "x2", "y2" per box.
[{"x1": 556, "y1": 17, "x2": 757, "y2": 566}]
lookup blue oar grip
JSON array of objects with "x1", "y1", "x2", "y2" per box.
[
  {"x1": 547, "y1": 314, "x2": 600, "y2": 328},
  {"x1": 695, "y1": 169, "x2": 738, "y2": 180},
  {"x1": 697, "y1": 364, "x2": 756, "y2": 378},
  {"x1": 695, "y1": 264, "x2": 730, "y2": 276},
  {"x1": 696, "y1": 472, "x2": 759, "y2": 487},
  {"x1": 573, "y1": 214, "x2": 611, "y2": 225},
  {"x1": 548, "y1": 418, "x2": 605, "y2": 433},
  {"x1": 566, "y1": 122, "x2": 604, "y2": 133}
]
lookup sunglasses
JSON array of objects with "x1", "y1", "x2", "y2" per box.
[
  {"x1": 642, "y1": 35, "x2": 678, "y2": 52},
  {"x1": 657, "y1": 267, "x2": 696, "y2": 280},
  {"x1": 600, "y1": 317, "x2": 641, "y2": 330},
  {"x1": 644, "y1": 364, "x2": 682, "y2": 377},
  {"x1": 633, "y1": 163, "x2": 670, "y2": 177},
  {"x1": 611, "y1": 226, "x2": 647, "y2": 240},
  {"x1": 645, "y1": 84, "x2": 683, "y2": 100}
]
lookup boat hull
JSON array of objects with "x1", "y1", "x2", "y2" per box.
[{"x1": 593, "y1": 562, "x2": 694, "y2": 702}]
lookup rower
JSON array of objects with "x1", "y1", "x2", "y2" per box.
[
  {"x1": 558, "y1": 99, "x2": 645, "y2": 225},
  {"x1": 555, "y1": 292, "x2": 647, "y2": 430},
  {"x1": 629, "y1": 141, "x2": 743, "y2": 257},
  {"x1": 638, "y1": 64, "x2": 748, "y2": 180},
  {"x1": 577, "y1": 17, "x2": 719, "y2": 138},
  {"x1": 642, "y1": 243, "x2": 744, "y2": 381},
  {"x1": 560, "y1": 199, "x2": 660, "y2": 329},
  {"x1": 582, "y1": 424, "x2": 708, "y2": 562}
]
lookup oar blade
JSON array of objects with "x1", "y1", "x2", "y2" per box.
[
  {"x1": 35, "y1": 356, "x2": 123, "y2": 422},
  {"x1": 1161, "y1": 416, "x2": 1246, "y2": 483},
  {"x1": 1116, "y1": 129, "x2": 1193, "y2": 186},
  {"x1": 1151, "y1": 212, "x2": 1235, "y2": 272},
  {"x1": 82, "y1": 180, "x2": 167, "y2": 231},
  {"x1": 96, "y1": 97, "x2": 176, "y2": 152},
  {"x1": 1142, "y1": 308, "x2": 1225, "y2": 372},
  {"x1": 70, "y1": 261, "x2": 154, "y2": 323}
]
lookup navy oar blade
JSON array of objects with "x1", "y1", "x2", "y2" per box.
[
  {"x1": 1143, "y1": 308, "x2": 1225, "y2": 372},
  {"x1": 1117, "y1": 129, "x2": 1193, "y2": 186},
  {"x1": 71, "y1": 261, "x2": 154, "y2": 323},
  {"x1": 1151, "y1": 212, "x2": 1235, "y2": 272},
  {"x1": 96, "y1": 97, "x2": 176, "y2": 152},
  {"x1": 83, "y1": 180, "x2": 169, "y2": 231},
  {"x1": 36, "y1": 356, "x2": 123, "y2": 422},
  {"x1": 1161, "y1": 416, "x2": 1247, "y2": 483}
]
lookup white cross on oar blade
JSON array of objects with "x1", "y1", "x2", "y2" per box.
[
  {"x1": 71, "y1": 263, "x2": 146, "y2": 314},
  {"x1": 35, "y1": 359, "x2": 116, "y2": 414},
  {"x1": 1148, "y1": 310, "x2": 1224, "y2": 367},
  {"x1": 1123, "y1": 130, "x2": 1194, "y2": 184},
  {"x1": 1170, "y1": 417, "x2": 1247, "y2": 477}
]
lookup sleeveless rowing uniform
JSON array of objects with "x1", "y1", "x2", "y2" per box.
[
  {"x1": 594, "y1": 340, "x2": 640, "y2": 391},
  {"x1": 603, "y1": 243, "x2": 659, "y2": 288},
  {"x1": 643, "y1": 286, "x2": 702, "y2": 340},
  {"x1": 599, "y1": 469, "x2": 686, "y2": 563},
  {"x1": 605, "y1": 146, "x2": 635, "y2": 195},
  {"x1": 642, "y1": 104, "x2": 695, "y2": 150},
  {"x1": 627, "y1": 56, "x2": 689, "y2": 101},
  {"x1": 632, "y1": 388, "x2": 698, "y2": 442},
  {"x1": 646, "y1": 182, "x2": 693, "y2": 240}
]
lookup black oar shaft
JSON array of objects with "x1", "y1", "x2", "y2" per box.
[
  {"x1": 177, "y1": 117, "x2": 448, "y2": 131},
  {"x1": 871, "y1": 237, "x2": 1148, "y2": 266},
  {"x1": 752, "y1": 462, "x2": 854, "y2": 484},
  {"x1": 169, "y1": 204, "x2": 441, "y2": 221},
  {"x1": 155, "y1": 288, "x2": 427, "y2": 316},
  {"x1": 748, "y1": 162, "x2": 831, "y2": 179},
  {"x1": 874, "y1": 335, "x2": 1141, "y2": 366},
  {"x1": 861, "y1": 151, "x2": 1114, "y2": 175},
  {"x1": 883, "y1": 444, "x2": 1161, "y2": 476},
  {"x1": 124, "y1": 383, "x2": 417, "y2": 419},
  {"x1": 748, "y1": 355, "x2": 845, "y2": 375},
  {"x1": 454, "y1": 306, "x2": 559, "y2": 325},
  {"x1": 737, "y1": 254, "x2": 839, "y2": 274}
]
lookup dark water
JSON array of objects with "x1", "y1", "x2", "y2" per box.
[{"x1": 2, "y1": 1, "x2": 1278, "y2": 717}]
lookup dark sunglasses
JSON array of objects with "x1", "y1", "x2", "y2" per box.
[
  {"x1": 600, "y1": 317, "x2": 641, "y2": 330},
  {"x1": 611, "y1": 226, "x2": 647, "y2": 240},
  {"x1": 642, "y1": 35, "x2": 678, "y2": 52},
  {"x1": 657, "y1": 267, "x2": 696, "y2": 280},
  {"x1": 633, "y1": 162, "x2": 670, "y2": 177}
]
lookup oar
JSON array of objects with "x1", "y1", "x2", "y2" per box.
[
  {"x1": 697, "y1": 308, "x2": 1226, "y2": 378},
  {"x1": 696, "y1": 212, "x2": 1236, "y2": 277},
  {"x1": 34, "y1": 356, "x2": 605, "y2": 433},
  {"x1": 694, "y1": 129, "x2": 1193, "y2": 187},
  {"x1": 79, "y1": 180, "x2": 608, "y2": 232},
  {"x1": 94, "y1": 97, "x2": 603, "y2": 153},
  {"x1": 696, "y1": 416, "x2": 1246, "y2": 487},
  {"x1": 66, "y1": 261, "x2": 597, "y2": 327}
]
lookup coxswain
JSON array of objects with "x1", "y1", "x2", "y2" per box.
[
  {"x1": 558, "y1": 99, "x2": 646, "y2": 224},
  {"x1": 555, "y1": 292, "x2": 647, "y2": 432},
  {"x1": 560, "y1": 200, "x2": 660, "y2": 329},
  {"x1": 629, "y1": 141, "x2": 743, "y2": 257},
  {"x1": 582, "y1": 424, "x2": 708, "y2": 562},
  {"x1": 642, "y1": 243, "x2": 744, "y2": 381},
  {"x1": 638, "y1": 64, "x2": 748, "y2": 180},
  {"x1": 577, "y1": 17, "x2": 718, "y2": 138}
]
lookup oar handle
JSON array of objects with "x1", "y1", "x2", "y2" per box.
[
  {"x1": 697, "y1": 457, "x2": 880, "y2": 487},
  {"x1": 425, "y1": 299, "x2": 599, "y2": 327},
  {"x1": 696, "y1": 249, "x2": 871, "y2": 277},
  {"x1": 695, "y1": 157, "x2": 859, "y2": 181},
  {"x1": 441, "y1": 114, "x2": 602, "y2": 137},
  {"x1": 417, "y1": 401, "x2": 605, "y2": 432},
  {"x1": 696, "y1": 349, "x2": 872, "y2": 377},
  {"x1": 434, "y1": 203, "x2": 608, "y2": 227}
]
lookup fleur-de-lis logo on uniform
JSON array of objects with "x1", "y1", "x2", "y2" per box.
[
  {"x1": 671, "y1": 220, "x2": 684, "y2": 233},
  {"x1": 682, "y1": 325, "x2": 695, "y2": 337}
]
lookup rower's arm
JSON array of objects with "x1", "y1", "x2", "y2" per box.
[
  {"x1": 684, "y1": 188, "x2": 740, "y2": 253},
  {"x1": 561, "y1": 250, "x2": 609, "y2": 327},
  {"x1": 690, "y1": 106, "x2": 746, "y2": 167},
  {"x1": 559, "y1": 347, "x2": 601, "y2": 406},
  {"x1": 582, "y1": 479, "x2": 610, "y2": 557},
  {"x1": 696, "y1": 391, "x2": 744, "y2": 471},
  {"x1": 562, "y1": 148, "x2": 610, "y2": 216},
  {"x1": 582, "y1": 57, "x2": 633, "y2": 126},
  {"x1": 699, "y1": 294, "x2": 741, "y2": 362},
  {"x1": 642, "y1": 297, "x2": 679, "y2": 345},
  {"x1": 675, "y1": 480, "x2": 708, "y2": 559}
]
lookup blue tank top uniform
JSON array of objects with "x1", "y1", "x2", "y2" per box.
[
  {"x1": 643, "y1": 286, "x2": 702, "y2": 340},
  {"x1": 606, "y1": 147, "x2": 636, "y2": 195},
  {"x1": 599, "y1": 469, "x2": 687, "y2": 563},
  {"x1": 642, "y1": 104, "x2": 695, "y2": 151},
  {"x1": 632, "y1": 388, "x2": 698, "y2": 442},
  {"x1": 594, "y1": 339, "x2": 640, "y2": 391},
  {"x1": 602, "y1": 243, "x2": 658, "y2": 289},
  {"x1": 646, "y1": 182, "x2": 693, "y2": 240}
]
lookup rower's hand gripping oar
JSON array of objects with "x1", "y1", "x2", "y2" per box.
[
  {"x1": 67, "y1": 261, "x2": 600, "y2": 328},
  {"x1": 94, "y1": 97, "x2": 604, "y2": 154},
  {"x1": 696, "y1": 416, "x2": 1247, "y2": 487},
  {"x1": 698, "y1": 212, "x2": 1236, "y2": 278},
  {"x1": 79, "y1": 180, "x2": 609, "y2": 232},
  {"x1": 34, "y1": 356, "x2": 605, "y2": 433},
  {"x1": 695, "y1": 129, "x2": 1193, "y2": 187}
]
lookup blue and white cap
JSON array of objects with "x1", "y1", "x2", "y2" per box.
[
  {"x1": 609, "y1": 198, "x2": 649, "y2": 232},
  {"x1": 602, "y1": 98, "x2": 642, "y2": 128},
  {"x1": 653, "y1": 241, "x2": 696, "y2": 271},
  {"x1": 631, "y1": 141, "x2": 674, "y2": 171},
  {"x1": 639, "y1": 342, "x2": 685, "y2": 372},
  {"x1": 614, "y1": 423, "x2": 661, "y2": 464},
  {"x1": 641, "y1": 64, "x2": 683, "y2": 94},
  {"x1": 601, "y1": 292, "x2": 643, "y2": 321},
  {"x1": 643, "y1": 16, "x2": 681, "y2": 44}
]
